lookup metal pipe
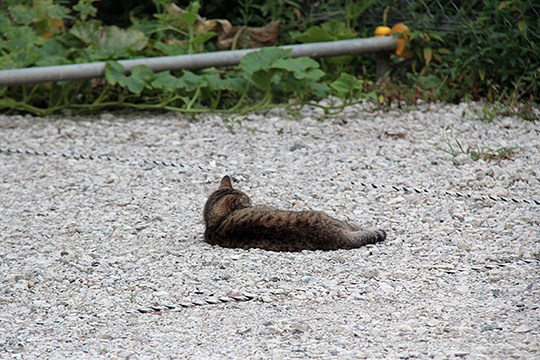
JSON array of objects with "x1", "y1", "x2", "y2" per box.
[{"x1": 0, "y1": 37, "x2": 396, "y2": 86}]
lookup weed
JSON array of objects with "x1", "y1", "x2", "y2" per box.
[
  {"x1": 223, "y1": 117, "x2": 243, "y2": 133},
  {"x1": 461, "y1": 102, "x2": 539, "y2": 122},
  {"x1": 129, "y1": 290, "x2": 139, "y2": 303},
  {"x1": 434, "y1": 138, "x2": 520, "y2": 162},
  {"x1": 470, "y1": 147, "x2": 519, "y2": 162},
  {"x1": 436, "y1": 0, "x2": 539, "y2": 103}
]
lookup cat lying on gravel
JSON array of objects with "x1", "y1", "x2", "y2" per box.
[{"x1": 203, "y1": 176, "x2": 386, "y2": 252}]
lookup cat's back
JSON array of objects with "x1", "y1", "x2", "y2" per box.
[
  {"x1": 217, "y1": 205, "x2": 356, "y2": 251},
  {"x1": 223, "y1": 205, "x2": 338, "y2": 231}
]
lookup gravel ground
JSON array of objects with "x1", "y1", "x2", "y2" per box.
[{"x1": 1, "y1": 102, "x2": 539, "y2": 359}]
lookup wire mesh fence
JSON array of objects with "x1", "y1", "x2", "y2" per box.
[
  {"x1": 306, "y1": 0, "x2": 485, "y2": 31},
  {"x1": 364, "y1": 0, "x2": 482, "y2": 30}
]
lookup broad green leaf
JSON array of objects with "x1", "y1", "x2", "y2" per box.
[
  {"x1": 293, "y1": 26, "x2": 334, "y2": 43},
  {"x1": 365, "y1": 91, "x2": 378, "y2": 101},
  {"x1": 104, "y1": 61, "x2": 125, "y2": 86},
  {"x1": 130, "y1": 65, "x2": 154, "y2": 83},
  {"x1": 151, "y1": 71, "x2": 183, "y2": 91},
  {"x1": 3, "y1": 26, "x2": 45, "y2": 51},
  {"x1": 250, "y1": 70, "x2": 274, "y2": 91},
  {"x1": 281, "y1": 74, "x2": 329, "y2": 99},
  {"x1": 105, "y1": 63, "x2": 153, "y2": 94},
  {"x1": 122, "y1": 76, "x2": 146, "y2": 94},
  {"x1": 187, "y1": 1, "x2": 201, "y2": 15},
  {"x1": 46, "y1": 4, "x2": 71, "y2": 19},
  {"x1": 239, "y1": 48, "x2": 293, "y2": 91},
  {"x1": 303, "y1": 68, "x2": 326, "y2": 81},
  {"x1": 346, "y1": 0, "x2": 373, "y2": 19},
  {"x1": 154, "y1": 41, "x2": 187, "y2": 56},
  {"x1": 272, "y1": 57, "x2": 324, "y2": 80},
  {"x1": 36, "y1": 39, "x2": 70, "y2": 66},
  {"x1": 178, "y1": 70, "x2": 206, "y2": 91},
  {"x1": 307, "y1": 81, "x2": 330, "y2": 98},
  {"x1": 182, "y1": 1, "x2": 201, "y2": 25},
  {"x1": 321, "y1": 21, "x2": 349, "y2": 34},
  {"x1": 70, "y1": 20, "x2": 102, "y2": 45},
  {"x1": 30, "y1": 0, "x2": 70, "y2": 21},
  {"x1": 330, "y1": 73, "x2": 363, "y2": 99},
  {"x1": 163, "y1": 1, "x2": 202, "y2": 30},
  {"x1": 238, "y1": 48, "x2": 292, "y2": 74},
  {"x1": 73, "y1": 0, "x2": 98, "y2": 20},
  {"x1": 99, "y1": 26, "x2": 148, "y2": 57},
  {"x1": 70, "y1": 21, "x2": 148, "y2": 60},
  {"x1": 0, "y1": 48, "x2": 40, "y2": 69},
  {"x1": 180, "y1": 12, "x2": 198, "y2": 26},
  {"x1": 9, "y1": 5, "x2": 36, "y2": 25},
  {"x1": 294, "y1": 21, "x2": 357, "y2": 43},
  {"x1": 216, "y1": 77, "x2": 247, "y2": 93},
  {"x1": 0, "y1": 14, "x2": 12, "y2": 33},
  {"x1": 204, "y1": 73, "x2": 226, "y2": 91},
  {"x1": 121, "y1": 77, "x2": 145, "y2": 94},
  {"x1": 190, "y1": 32, "x2": 217, "y2": 47}
]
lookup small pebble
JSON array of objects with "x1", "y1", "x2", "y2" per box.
[{"x1": 514, "y1": 325, "x2": 533, "y2": 334}]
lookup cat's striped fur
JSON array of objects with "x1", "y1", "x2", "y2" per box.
[{"x1": 203, "y1": 176, "x2": 386, "y2": 252}]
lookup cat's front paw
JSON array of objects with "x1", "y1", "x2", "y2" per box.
[{"x1": 375, "y1": 229, "x2": 387, "y2": 242}]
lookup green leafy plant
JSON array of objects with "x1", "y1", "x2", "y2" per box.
[
  {"x1": 0, "y1": 1, "x2": 382, "y2": 116},
  {"x1": 289, "y1": 0, "x2": 374, "y2": 80},
  {"x1": 403, "y1": 0, "x2": 540, "y2": 103},
  {"x1": 292, "y1": 20, "x2": 358, "y2": 43},
  {"x1": 238, "y1": 47, "x2": 328, "y2": 106},
  {"x1": 330, "y1": 73, "x2": 366, "y2": 100},
  {"x1": 71, "y1": 20, "x2": 149, "y2": 61},
  {"x1": 2, "y1": 0, "x2": 537, "y2": 117},
  {"x1": 152, "y1": 0, "x2": 217, "y2": 54},
  {"x1": 452, "y1": 1, "x2": 538, "y2": 102}
]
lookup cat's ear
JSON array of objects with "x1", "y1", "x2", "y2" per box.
[{"x1": 219, "y1": 175, "x2": 233, "y2": 189}]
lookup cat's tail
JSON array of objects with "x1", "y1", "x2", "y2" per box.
[{"x1": 350, "y1": 229, "x2": 386, "y2": 247}]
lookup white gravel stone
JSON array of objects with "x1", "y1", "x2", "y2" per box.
[{"x1": 0, "y1": 102, "x2": 539, "y2": 359}]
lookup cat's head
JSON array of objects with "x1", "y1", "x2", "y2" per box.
[{"x1": 203, "y1": 175, "x2": 252, "y2": 227}]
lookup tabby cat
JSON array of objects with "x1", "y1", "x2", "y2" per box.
[{"x1": 203, "y1": 176, "x2": 386, "y2": 252}]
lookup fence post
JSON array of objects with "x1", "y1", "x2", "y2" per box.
[{"x1": 375, "y1": 52, "x2": 391, "y2": 80}]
